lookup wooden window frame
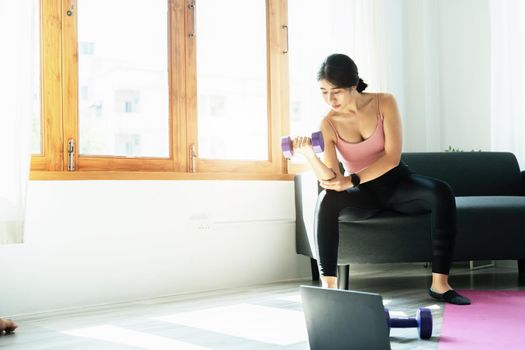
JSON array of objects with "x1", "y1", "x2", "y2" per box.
[
  {"x1": 31, "y1": 0, "x2": 63, "y2": 172},
  {"x1": 31, "y1": 0, "x2": 293, "y2": 181}
]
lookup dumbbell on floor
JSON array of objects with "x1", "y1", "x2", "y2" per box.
[
  {"x1": 281, "y1": 131, "x2": 324, "y2": 159},
  {"x1": 384, "y1": 307, "x2": 433, "y2": 340}
]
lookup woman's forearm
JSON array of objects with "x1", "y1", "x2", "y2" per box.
[
  {"x1": 354, "y1": 153, "x2": 399, "y2": 184},
  {"x1": 304, "y1": 153, "x2": 338, "y2": 181}
]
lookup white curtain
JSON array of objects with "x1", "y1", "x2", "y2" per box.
[
  {"x1": 0, "y1": 0, "x2": 37, "y2": 244},
  {"x1": 490, "y1": 0, "x2": 525, "y2": 168},
  {"x1": 288, "y1": 0, "x2": 395, "y2": 135},
  {"x1": 341, "y1": 0, "x2": 392, "y2": 93}
]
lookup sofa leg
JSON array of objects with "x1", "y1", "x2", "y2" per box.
[
  {"x1": 310, "y1": 258, "x2": 320, "y2": 281},
  {"x1": 518, "y1": 259, "x2": 525, "y2": 274},
  {"x1": 337, "y1": 265, "x2": 350, "y2": 290}
]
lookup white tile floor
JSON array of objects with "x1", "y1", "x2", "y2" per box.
[{"x1": 2, "y1": 263, "x2": 523, "y2": 349}]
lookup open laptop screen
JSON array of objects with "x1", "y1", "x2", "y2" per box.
[{"x1": 300, "y1": 286, "x2": 391, "y2": 350}]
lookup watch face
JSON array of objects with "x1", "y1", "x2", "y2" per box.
[{"x1": 352, "y1": 174, "x2": 360, "y2": 186}]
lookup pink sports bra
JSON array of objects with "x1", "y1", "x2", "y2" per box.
[{"x1": 326, "y1": 94, "x2": 385, "y2": 174}]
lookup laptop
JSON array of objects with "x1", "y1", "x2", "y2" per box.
[{"x1": 300, "y1": 285, "x2": 391, "y2": 350}]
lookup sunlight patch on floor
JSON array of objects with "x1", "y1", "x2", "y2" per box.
[
  {"x1": 63, "y1": 325, "x2": 211, "y2": 350},
  {"x1": 278, "y1": 294, "x2": 302, "y2": 303},
  {"x1": 156, "y1": 303, "x2": 308, "y2": 345}
]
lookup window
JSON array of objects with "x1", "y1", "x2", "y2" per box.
[
  {"x1": 79, "y1": 86, "x2": 89, "y2": 100},
  {"x1": 114, "y1": 90, "x2": 140, "y2": 114},
  {"x1": 32, "y1": 0, "x2": 289, "y2": 179},
  {"x1": 196, "y1": 0, "x2": 268, "y2": 161},
  {"x1": 75, "y1": 0, "x2": 169, "y2": 160},
  {"x1": 31, "y1": 0, "x2": 41, "y2": 155},
  {"x1": 115, "y1": 134, "x2": 141, "y2": 157},
  {"x1": 78, "y1": 41, "x2": 94, "y2": 55}
]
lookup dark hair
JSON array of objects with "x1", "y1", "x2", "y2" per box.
[{"x1": 317, "y1": 53, "x2": 368, "y2": 92}]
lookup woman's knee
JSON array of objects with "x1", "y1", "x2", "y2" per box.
[
  {"x1": 339, "y1": 207, "x2": 378, "y2": 221},
  {"x1": 411, "y1": 175, "x2": 454, "y2": 202},
  {"x1": 429, "y1": 178, "x2": 455, "y2": 203},
  {"x1": 316, "y1": 189, "x2": 344, "y2": 212}
]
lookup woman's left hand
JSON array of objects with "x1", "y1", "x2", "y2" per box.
[{"x1": 319, "y1": 173, "x2": 353, "y2": 192}]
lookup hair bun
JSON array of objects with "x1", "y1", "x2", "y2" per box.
[{"x1": 356, "y1": 78, "x2": 368, "y2": 93}]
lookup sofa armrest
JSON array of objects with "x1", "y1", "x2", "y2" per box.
[
  {"x1": 294, "y1": 172, "x2": 321, "y2": 258},
  {"x1": 522, "y1": 171, "x2": 525, "y2": 195}
]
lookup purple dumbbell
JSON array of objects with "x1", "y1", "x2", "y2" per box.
[
  {"x1": 384, "y1": 307, "x2": 433, "y2": 340},
  {"x1": 281, "y1": 131, "x2": 325, "y2": 159}
]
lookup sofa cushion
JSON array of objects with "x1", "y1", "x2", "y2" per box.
[
  {"x1": 337, "y1": 210, "x2": 432, "y2": 264},
  {"x1": 454, "y1": 196, "x2": 525, "y2": 260}
]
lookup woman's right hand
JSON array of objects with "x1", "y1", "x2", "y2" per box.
[{"x1": 292, "y1": 136, "x2": 316, "y2": 158}]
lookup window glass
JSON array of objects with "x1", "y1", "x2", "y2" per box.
[
  {"x1": 196, "y1": 0, "x2": 268, "y2": 160},
  {"x1": 77, "y1": 0, "x2": 169, "y2": 157}
]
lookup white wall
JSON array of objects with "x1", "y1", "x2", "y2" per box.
[{"x1": 0, "y1": 180, "x2": 310, "y2": 316}]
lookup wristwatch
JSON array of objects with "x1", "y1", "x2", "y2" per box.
[{"x1": 350, "y1": 173, "x2": 361, "y2": 187}]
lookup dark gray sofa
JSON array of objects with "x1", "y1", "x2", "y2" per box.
[{"x1": 295, "y1": 152, "x2": 525, "y2": 289}]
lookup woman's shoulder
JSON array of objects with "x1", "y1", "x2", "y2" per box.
[
  {"x1": 321, "y1": 109, "x2": 337, "y2": 123},
  {"x1": 374, "y1": 93, "x2": 398, "y2": 116},
  {"x1": 368, "y1": 92, "x2": 395, "y2": 102},
  {"x1": 375, "y1": 92, "x2": 396, "y2": 103},
  {"x1": 357, "y1": 92, "x2": 395, "y2": 110}
]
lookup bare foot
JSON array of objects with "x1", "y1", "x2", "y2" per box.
[
  {"x1": 430, "y1": 272, "x2": 453, "y2": 294},
  {"x1": 0, "y1": 318, "x2": 17, "y2": 334},
  {"x1": 321, "y1": 276, "x2": 338, "y2": 289}
]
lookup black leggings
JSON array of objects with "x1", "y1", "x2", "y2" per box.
[{"x1": 314, "y1": 163, "x2": 456, "y2": 277}]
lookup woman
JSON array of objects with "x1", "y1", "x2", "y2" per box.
[
  {"x1": 0, "y1": 317, "x2": 17, "y2": 333},
  {"x1": 293, "y1": 53, "x2": 470, "y2": 305}
]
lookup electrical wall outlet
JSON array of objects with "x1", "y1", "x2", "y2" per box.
[{"x1": 188, "y1": 212, "x2": 213, "y2": 232}]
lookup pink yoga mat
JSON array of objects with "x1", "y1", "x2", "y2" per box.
[{"x1": 439, "y1": 290, "x2": 525, "y2": 350}]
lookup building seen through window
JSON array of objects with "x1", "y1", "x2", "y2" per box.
[{"x1": 77, "y1": 0, "x2": 169, "y2": 158}]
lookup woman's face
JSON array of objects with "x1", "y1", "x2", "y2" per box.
[{"x1": 319, "y1": 79, "x2": 353, "y2": 111}]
